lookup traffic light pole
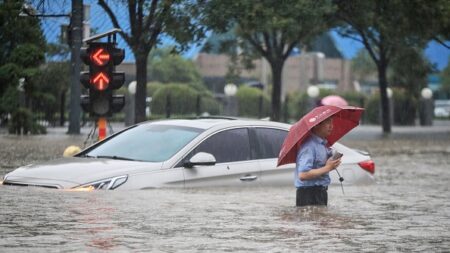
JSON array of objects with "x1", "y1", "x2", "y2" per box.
[
  {"x1": 68, "y1": 0, "x2": 83, "y2": 134},
  {"x1": 97, "y1": 117, "x2": 107, "y2": 141},
  {"x1": 79, "y1": 29, "x2": 125, "y2": 141}
]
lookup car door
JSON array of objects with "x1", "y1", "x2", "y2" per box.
[
  {"x1": 182, "y1": 128, "x2": 261, "y2": 187},
  {"x1": 251, "y1": 127, "x2": 294, "y2": 186}
]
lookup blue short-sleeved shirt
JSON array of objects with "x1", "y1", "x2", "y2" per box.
[{"x1": 295, "y1": 134, "x2": 332, "y2": 188}]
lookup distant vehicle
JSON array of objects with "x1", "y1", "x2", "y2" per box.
[
  {"x1": 435, "y1": 100, "x2": 450, "y2": 118},
  {"x1": 434, "y1": 107, "x2": 450, "y2": 118},
  {"x1": 2, "y1": 118, "x2": 375, "y2": 190}
]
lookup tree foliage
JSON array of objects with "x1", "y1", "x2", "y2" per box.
[
  {"x1": 151, "y1": 83, "x2": 221, "y2": 116},
  {"x1": 0, "y1": 0, "x2": 45, "y2": 65},
  {"x1": 390, "y1": 47, "x2": 432, "y2": 99},
  {"x1": 98, "y1": 0, "x2": 204, "y2": 123},
  {"x1": 201, "y1": 0, "x2": 335, "y2": 121},
  {"x1": 236, "y1": 86, "x2": 270, "y2": 118},
  {"x1": 440, "y1": 57, "x2": 450, "y2": 97},
  {"x1": 335, "y1": 0, "x2": 447, "y2": 132},
  {"x1": 351, "y1": 49, "x2": 377, "y2": 81},
  {"x1": 0, "y1": 0, "x2": 46, "y2": 121},
  {"x1": 148, "y1": 47, "x2": 202, "y2": 84}
]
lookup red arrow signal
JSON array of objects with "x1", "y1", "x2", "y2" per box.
[
  {"x1": 91, "y1": 72, "x2": 110, "y2": 90},
  {"x1": 90, "y1": 48, "x2": 110, "y2": 66}
]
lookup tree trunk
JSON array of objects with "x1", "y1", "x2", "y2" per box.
[
  {"x1": 60, "y1": 89, "x2": 66, "y2": 126},
  {"x1": 68, "y1": 0, "x2": 83, "y2": 134},
  {"x1": 134, "y1": 54, "x2": 148, "y2": 123},
  {"x1": 270, "y1": 61, "x2": 284, "y2": 121},
  {"x1": 378, "y1": 61, "x2": 391, "y2": 133}
]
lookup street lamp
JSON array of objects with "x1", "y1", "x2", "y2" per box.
[
  {"x1": 421, "y1": 87, "x2": 433, "y2": 100},
  {"x1": 307, "y1": 85, "x2": 320, "y2": 99},
  {"x1": 128, "y1": 81, "x2": 137, "y2": 95},
  {"x1": 224, "y1": 83, "x2": 238, "y2": 116},
  {"x1": 125, "y1": 81, "x2": 137, "y2": 126},
  {"x1": 386, "y1": 87, "x2": 394, "y2": 125},
  {"x1": 386, "y1": 87, "x2": 393, "y2": 98},
  {"x1": 224, "y1": 83, "x2": 237, "y2": 96},
  {"x1": 420, "y1": 87, "x2": 433, "y2": 126},
  {"x1": 307, "y1": 85, "x2": 320, "y2": 110}
]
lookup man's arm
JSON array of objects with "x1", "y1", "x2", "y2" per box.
[{"x1": 299, "y1": 157, "x2": 341, "y2": 181}]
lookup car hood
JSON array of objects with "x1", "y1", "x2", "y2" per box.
[{"x1": 4, "y1": 157, "x2": 162, "y2": 189}]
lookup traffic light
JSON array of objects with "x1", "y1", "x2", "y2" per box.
[{"x1": 80, "y1": 42, "x2": 125, "y2": 117}]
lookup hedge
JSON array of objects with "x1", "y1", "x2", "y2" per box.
[
  {"x1": 364, "y1": 88, "x2": 418, "y2": 125},
  {"x1": 392, "y1": 89, "x2": 417, "y2": 125},
  {"x1": 151, "y1": 83, "x2": 222, "y2": 116},
  {"x1": 8, "y1": 107, "x2": 46, "y2": 135},
  {"x1": 235, "y1": 86, "x2": 270, "y2": 118}
]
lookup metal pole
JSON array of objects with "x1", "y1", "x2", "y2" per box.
[
  {"x1": 166, "y1": 93, "x2": 172, "y2": 118},
  {"x1": 98, "y1": 117, "x2": 107, "y2": 141},
  {"x1": 68, "y1": 0, "x2": 83, "y2": 134}
]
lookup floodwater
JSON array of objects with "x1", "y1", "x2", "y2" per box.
[{"x1": 1, "y1": 127, "x2": 450, "y2": 252}]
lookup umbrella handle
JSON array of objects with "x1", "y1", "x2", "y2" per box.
[{"x1": 335, "y1": 168, "x2": 345, "y2": 195}]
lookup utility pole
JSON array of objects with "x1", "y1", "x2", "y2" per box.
[{"x1": 68, "y1": 0, "x2": 83, "y2": 134}]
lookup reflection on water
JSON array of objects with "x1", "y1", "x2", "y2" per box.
[{"x1": 1, "y1": 140, "x2": 450, "y2": 252}]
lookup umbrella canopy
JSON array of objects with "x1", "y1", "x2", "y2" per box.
[
  {"x1": 321, "y1": 95, "x2": 348, "y2": 106},
  {"x1": 277, "y1": 105, "x2": 364, "y2": 166}
]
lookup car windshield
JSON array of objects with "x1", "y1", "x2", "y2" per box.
[{"x1": 84, "y1": 124, "x2": 204, "y2": 162}]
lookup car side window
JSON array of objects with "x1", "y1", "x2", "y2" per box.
[
  {"x1": 189, "y1": 128, "x2": 251, "y2": 164},
  {"x1": 253, "y1": 128, "x2": 288, "y2": 159}
]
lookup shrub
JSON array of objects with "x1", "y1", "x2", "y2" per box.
[
  {"x1": 147, "y1": 82, "x2": 165, "y2": 97},
  {"x1": 363, "y1": 90, "x2": 418, "y2": 126},
  {"x1": 288, "y1": 92, "x2": 312, "y2": 121},
  {"x1": 365, "y1": 94, "x2": 380, "y2": 124},
  {"x1": 235, "y1": 86, "x2": 270, "y2": 118},
  {"x1": 341, "y1": 91, "x2": 366, "y2": 108},
  {"x1": 201, "y1": 96, "x2": 222, "y2": 115},
  {"x1": 151, "y1": 84, "x2": 222, "y2": 117},
  {"x1": 392, "y1": 89, "x2": 417, "y2": 125},
  {"x1": 8, "y1": 108, "x2": 46, "y2": 135}
]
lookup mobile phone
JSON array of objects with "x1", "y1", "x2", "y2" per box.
[{"x1": 332, "y1": 151, "x2": 343, "y2": 160}]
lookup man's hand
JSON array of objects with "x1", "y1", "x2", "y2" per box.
[
  {"x1": 299, "y1": 157, "x2": 342, "y2": 181},
  {"x1": 325, "y1": 157, "x2": 341, "y2": 172}
]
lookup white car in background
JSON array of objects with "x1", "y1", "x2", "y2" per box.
[
  {"x1": 2, "y1": 118, "x2": 375, "y2": 190},
  {"x1": 434, "y1": 107, "x2": 450, "y2": 118}
]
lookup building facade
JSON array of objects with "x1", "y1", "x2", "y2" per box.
[{"x1": 194, "y1": 52, "x2": 354, "y2": 98}]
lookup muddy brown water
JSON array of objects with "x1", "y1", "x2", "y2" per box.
[{"x1": 1, "y1": 127, "x2": 450, "y2": 252}]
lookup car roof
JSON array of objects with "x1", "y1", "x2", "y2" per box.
[{"x1": 138, "y1": 117, "x2": 291, "y2": 131}]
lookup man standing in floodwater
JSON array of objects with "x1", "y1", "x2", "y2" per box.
[{"x1": 295, "y1": 117, "x2": 342, "y2": 206}]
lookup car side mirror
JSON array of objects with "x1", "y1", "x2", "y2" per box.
[{"x1": 184, "y1": 152, "x2": 216, "y2": 168}]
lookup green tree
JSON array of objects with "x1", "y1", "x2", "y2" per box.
[
  {"x1": 236, "y1": 86, "x2": 270, "y2": 118},
  {"x1": 335, "y1": 0, "x2": 449, "y2": 133},
  {"x1": 151, "y1": 83, "x2": 221, "y2": 116},
  {"x1": 441, "y1": 58, "x2": 450, "y2": 98},
  {"x1": 390, "y1": 47, "x2": 432, "y2": 99},
  {"x1": 36, "y1": 62, "x2": 71, "y2": 124},
  {"x1": 202, "y1": 0, "x2": 334, "y2": 121},
  {"x1": 98, "y1": 0, "x2": 204, "y2": 123},
  {"x1": 351, "y1": 49, "x2": 377, "y2": 81},
  {"x1": 0, "y1": 0, "x2": 45, "y2": 65},
  {"x1": 0, "y1": 0, "x2": 46, "y2": 122},
  {"x1": 148, "y1": 47, "x2": 202, "y2": 84}
]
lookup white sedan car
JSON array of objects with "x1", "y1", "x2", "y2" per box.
[{"x1": 2, "y1": 118, "x2": 375, "y2": 190}]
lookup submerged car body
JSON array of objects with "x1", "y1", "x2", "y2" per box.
[{"x1": 2, "y1": 118, "x2": 375, "y2": 190}]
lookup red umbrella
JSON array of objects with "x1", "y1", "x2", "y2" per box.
[
  {"x1": 277, "y1": 105, "x2": 364, "y2": 166},
  {"x1": 321, "y1": 95, "x2": 348, "y2": 106}
]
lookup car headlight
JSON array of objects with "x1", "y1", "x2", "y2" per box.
[
  {"x1": 70, "y1": 175, "x2": 128, "y2": 191},
  {"x1": 0, "y1": 175, "x2": 7, "y2": 185}
]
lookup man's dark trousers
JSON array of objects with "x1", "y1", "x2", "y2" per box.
[{"x1": 296, "y1": 186, "x2": 328, "y2": 206}]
